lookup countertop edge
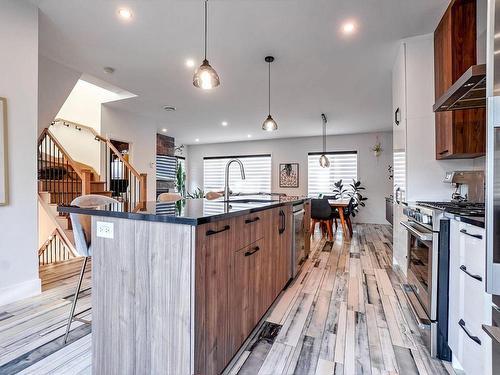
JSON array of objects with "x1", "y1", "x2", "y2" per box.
[{"x1": 57, "y1": 198, "x2": 310, "y2": 226}]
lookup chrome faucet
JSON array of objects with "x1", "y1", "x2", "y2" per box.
[{"x1": 224, "y1": 159, "x2": 246, "y2": 201}]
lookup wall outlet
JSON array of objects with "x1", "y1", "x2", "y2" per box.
[{"x1": 96, "y1": 221, "x2": 114, "y2": 239}]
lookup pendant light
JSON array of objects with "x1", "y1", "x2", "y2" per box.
[
  {"x1": 193, "y1": 0, "x2": 220, "y2": 90},
  {"x1": 319, "y1": 113, "x2": 330, "y2": 168},
  {"x1": 262, "y1": 56, "x2": 278, "y2": 131}
]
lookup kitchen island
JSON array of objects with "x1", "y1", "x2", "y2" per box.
[{"x1": 59, "y1": 196, "x2": 310, "y2": 375}]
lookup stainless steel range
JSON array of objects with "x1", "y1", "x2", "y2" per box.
[{"x1": 401, "y1": 201, "x2": 485, "y2": 360}]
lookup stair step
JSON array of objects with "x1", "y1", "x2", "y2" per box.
[
  {"x1": 38, "y1": 180, "x2": 106, "y2": 193},
  {"x1": 55, "y1": 215, "x2": 71, "y2": 230}
]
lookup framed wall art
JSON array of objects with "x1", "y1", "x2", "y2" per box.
[
  {"x1": 0, "y1": 97, "x2": 7, "y2": 205},
  {"x1": 279, "y1": 163, "x2": 299, "y2": 188}
]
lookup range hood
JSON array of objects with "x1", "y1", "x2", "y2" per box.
[{"x1": 433, "y1": 64, "x2": 486, "y2": 112}]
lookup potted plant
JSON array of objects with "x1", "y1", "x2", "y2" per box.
[
  {"x1": 372, "y1": 141, "x2": 383, "y2": 157},
  {"x1": 331, "y1": 179, "x2": 368, "y2": 217}
]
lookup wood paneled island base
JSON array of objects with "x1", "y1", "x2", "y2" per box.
[{"x1": 78, "y1": 198, "x2": 309, "y2": 375}]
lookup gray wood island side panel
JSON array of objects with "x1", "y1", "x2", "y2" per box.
[{"x1": 91, "y1": 216, "x2": 194, "y2": 375}]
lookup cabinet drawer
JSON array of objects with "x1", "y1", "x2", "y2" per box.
[
  {"x1": 235, "y1": 211, "x2": 265, "y2": 250},
  {"x1": 460, "y1": 224, "x2": 486, "y2": 280},
  {"x1": 462, "y1": 272, "x2": 487, "y2": 335},
  {"x1": 458, "y1": 318, "x2": 487, "y2": 375}
]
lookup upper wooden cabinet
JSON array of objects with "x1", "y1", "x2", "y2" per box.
[{"x1": 434, "y1": 0, "x2": 486, "y2": 159}]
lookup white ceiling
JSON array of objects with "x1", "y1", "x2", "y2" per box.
[{"x1": 34, "y1": 0, "x2": 448, "y2": 145}]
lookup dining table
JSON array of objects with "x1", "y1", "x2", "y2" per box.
[{"x1": 328, "y1": 198, "x2": 352, "y2": 239}]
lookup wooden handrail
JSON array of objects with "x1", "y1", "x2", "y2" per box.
[
  {"x1": 53, "y1": 118, "x2": 145, "y2": 182},
  {"x1": 38, "y1": 128, "x2": 84, "y2": 180}
]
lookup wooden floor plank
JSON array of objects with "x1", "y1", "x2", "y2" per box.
[{"x1": 0, "y1": 224, "x2": 451, "y2": 375}]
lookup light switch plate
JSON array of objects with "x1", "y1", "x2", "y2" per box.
[{"x1": 96, "y1": 221, "x2": 114, "y2": 239}]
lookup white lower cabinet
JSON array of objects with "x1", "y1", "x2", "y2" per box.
[{"x1": 448, "y1": 220, "x2": 491, "y2": 375}]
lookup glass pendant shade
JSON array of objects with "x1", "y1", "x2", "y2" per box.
[
  {"x1": 193, "y1": 59, "x2": 220, "y2": 90},
  {"x1": 262, "y1": 115, "x2": 278, "y2": 131},
  {"x1": 319, "y1": 154, "x2": 330, "y2": 168}
]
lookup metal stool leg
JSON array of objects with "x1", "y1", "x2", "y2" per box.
[{"x1": 63, "y1": 256, "x2": 88, "y2": 344}]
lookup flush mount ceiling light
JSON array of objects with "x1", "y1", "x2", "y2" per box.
[
  {"x1": 319, "y1": 113, "x2": 330, "y2": 168},
  {"x1": 342, "y1": 22, "x2": 356, "y2": 34},
  {"x1": 262, "y1": 56, "x2": 278, "y2": 132},
  {"x1": 193, "y1": 0, "x2": 220, "y2": 90},
  {"x1": 118, "y1": 8, "x2": 132, "y2": 20}
]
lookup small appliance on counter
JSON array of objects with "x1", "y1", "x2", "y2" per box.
[{"x1": 444, "y1": 170, "x2": 485, "y2": 203}]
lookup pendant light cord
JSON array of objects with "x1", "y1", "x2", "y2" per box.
[
  {"x1": 268, "y1": 62, "x2": 271, "y2": 115},
  {"x1": 204, "y1": 0, "x2": 208, "y2": 60},
  {"x1": 322, "y1": 114, "x2": 327, "y2": 153}
]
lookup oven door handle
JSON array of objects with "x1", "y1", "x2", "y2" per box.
[{"x1": 400, "y1": 221, "x2": 433, "y2": 241}]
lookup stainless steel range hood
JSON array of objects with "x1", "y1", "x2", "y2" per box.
[{"x1": 433, "y1": 64, "x2": 486, "y2": 112}]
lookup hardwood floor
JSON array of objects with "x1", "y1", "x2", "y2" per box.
[{"x1": 0, "y1": 224, "x2": 454, "y2": 375}]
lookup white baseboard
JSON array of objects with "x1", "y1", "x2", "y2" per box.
[{"x1": 0, "y1": 278, "x2": 41, "y2": 307}]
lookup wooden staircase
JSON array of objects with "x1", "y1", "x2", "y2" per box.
[{"x1": 37, "y1": 123, "x2": 147, "y2": 264}]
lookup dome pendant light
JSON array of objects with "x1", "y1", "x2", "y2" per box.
[
  {"x1": 193, "y1": 0, "x2": 220, "y2": 90},
  {"x1": 262, "y1": 56, "x2": 278, "y2": 131},
  {"x1": 319, "y1": 113, "x2": 330, "y2": 168}
]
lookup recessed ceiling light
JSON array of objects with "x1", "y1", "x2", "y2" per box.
[
  {"x1": 195, "y1": 138, "x2": 200, "y2": 142},
  {"x1": 162, "y1": 128, "x2": 167, "y2": 133},
  {"x1": 163, "y1": 105, "x2": 176, "y2": 111},
  {"x1": 222, "y1": 121, "x2": 228, "y2": 126},
  {"x1": 103, "y1": 66, "x2": 115, "y2": 74},
  {"x1": 247, "y1": 134, "x2": 252, "y2": 138},
  {"x1": 118, "y1": 8, "x2": 133, "y2": 20},
  {"x1": 342, "y1": 22, "x2": 356, "y2": 34},
  {"x1": 186, "y1": 59, "x2": 195, "y2": 68}
]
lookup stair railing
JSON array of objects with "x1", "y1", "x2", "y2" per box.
[
  {"x1": 51, "y1": 119, "x2": 147, "y2": 208},
  {"x1": 38, "y1": 128, "x2": 87, "y2": 206},
  {"x1": 38, "y1": 228, "x2": 77, "y2": 266}
]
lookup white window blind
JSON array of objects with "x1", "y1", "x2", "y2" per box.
[
  {"x1": 307, "y1": 152, "x2": 358, "y2": 197},
  {"x1": 203, "y1": 154, "x2": 272, "y2": 194}
]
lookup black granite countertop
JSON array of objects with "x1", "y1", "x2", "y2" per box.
[
  {"x1": 444, "y1": 212, "x2": 485, "y2": 228},
  {"x1": 57, "y1": 195, "x2": 310, "y2": 226}
]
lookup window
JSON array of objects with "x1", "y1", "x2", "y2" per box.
[
  {"x1": 307, "y1": 151, "x2": 358, "y2": 197},
  {"x1": 156, "y1": 155, "x2": 177, "y2": 180},
  {"x1": 203, "y1": 154, "x2": 272, "y2": 194}
]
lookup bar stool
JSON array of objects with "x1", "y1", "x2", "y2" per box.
[{"x1": 63, "y1": 194, "x2": 119, "y2": 344}]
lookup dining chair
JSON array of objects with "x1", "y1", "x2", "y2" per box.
[
  {"x1": 322, "y1": 195, "x2": 341, "y2": 231},
  {"x1": 157, "y1": 192, "x2": 182, "y2": 202},
  {"x1": 63, "y1": 194, "x2": 119, "y2": 344},
  {"x1": 310, "y1": 198, "x2": 334, "y2": 240},
  {"x1": 343, "y1": 197, "x2": 355, "y2": 236}
]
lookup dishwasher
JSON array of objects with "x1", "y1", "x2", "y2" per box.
[{"x1": 292, "y1": 202, "x2": 306, "y2": 278}]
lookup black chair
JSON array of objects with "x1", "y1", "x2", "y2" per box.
[
  {"x1": 310, "y1": 198, "x2": 334, "y2": 240},
  {"x1": 322, "y1": 195, "x2": 341, "y2": 231},
  {"x1": 342, "y1": 197, "x2": 355, "y2": 236}
]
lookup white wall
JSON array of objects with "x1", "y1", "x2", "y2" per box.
[
  {"x1": 0, "y1": 1, "x2": 40, "y2": 306},
  {"x1": 38, "y1": 55, "x2": 80, "y2": 133},
  {"x1": 101, "y1": 105, "x2": 158, "y2": 201},
  {"x1": 403, "y1": 34, "x2": 482, "y2": 202},
  {"x1": 187, "y1": 132, "x2": 393, "y2": 224}
]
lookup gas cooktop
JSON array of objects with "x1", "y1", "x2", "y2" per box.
[{"x1": 416, "y1": 201, "x2": 485, "y2": 217}]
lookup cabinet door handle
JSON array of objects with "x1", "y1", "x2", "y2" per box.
[
  {"x1": 279, "y1": 210, "x2": 285, "y2": 234},
  {"x1": 458, "y1": 319, "x2": 482, "y2": 345},
  {"x1": 244, "y1": 246, "x2": 260, "y2": 257},
  {"x1": 460, "y1": 229, "x2": 483, "y2": 240},
  {"x1": 245, "y1": 217, "x2": 260, "y2": 224},
  {"x1": 438, "y1": 149, "x2": 449, "y2": 155},
  {"x1": 206, "y1": 225, "x2": 230, "y2": 236},
  {"x1": 394, "y1": 107, "x2": 400, "y2": 126},
  {"x1": 460, "y1": 265, "x2": 483, "y2": 282}
]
